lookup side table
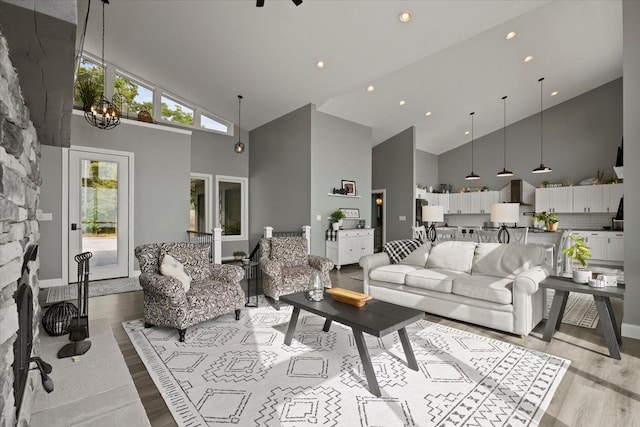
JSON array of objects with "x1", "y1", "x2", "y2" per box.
[
  {"x1": 242, "y1": 261, "x2": 259, "y2": 307},
  {"x1": 540, "y1": 276, "x2": 625, "y2": 359}
]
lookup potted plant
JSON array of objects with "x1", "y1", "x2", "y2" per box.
[
  {"x1": 233, "y1": 250, "x2": 247, "y2": 261},
  {"x1": 562, "y1": 234, "x2": 592, "y2": 283},
  {"x1": 329, "y1": 209, "x2": 346, "y2": 231},
  {"x1": 545, "y1": 212, "x2": 559, "y2": 231},
  {"x1": 76, "y1": 77, "x2": 100, "y2": 112},
  {"x1": 533, "y1": 212, "x2": 547, "y2": 230}
]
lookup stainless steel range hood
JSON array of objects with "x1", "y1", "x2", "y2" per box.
[{"x1": 510, "y1": 179, "x2": 531, "y2": 205}]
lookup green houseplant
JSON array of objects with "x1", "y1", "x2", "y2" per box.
[
  {"x1": 329, "y1": 209, "x2": 346, "y2": 231},
  {"x1": 562, "y1": 234, "x2": 592, "y2": 283},
  {"x1": 545, "y1": 212, "x2": 558, "y2": 231},
  {"x1": 76, "y1": 77, "x2": 101, "y2": 112},
  {"x1": 233, "y1": 250, "x2": 247, "y2": 261}
]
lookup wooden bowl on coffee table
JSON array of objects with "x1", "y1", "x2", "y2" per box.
[{"x1": 326, "y1": 288, "x2": 372, "y2": 307}]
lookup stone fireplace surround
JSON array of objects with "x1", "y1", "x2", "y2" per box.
[{"x1": 0, "y1": 32, "x2": 44, "y2": 425}]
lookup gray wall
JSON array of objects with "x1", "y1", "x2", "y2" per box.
[
  {"x1": 310, "y1": 108, "x2": 372, "y2": 255},
  {"x1": 249, "y1": 104, "x2": 312, "y2": 252},
  {"x1": 38, "y1": 115, "x2": 192, "y2": 279},
  {"x1": 622, "y1": 0, "x2": 640, "y2": 336},
  {"x1": 438, "y1": 78, "x2": 623, "y2": 192},
  {"x1": 39, "y1": 145, "x2": 63, "y2": 279},
  {"x1": 415, "y1": 149, "x2": 438, "y2": 190},
  {"x1": 372, "y1": 127, "x2": 415, "y2": 241},
  {"x1": 191, "y1": 125, "x2": 249, "y2": 257}
]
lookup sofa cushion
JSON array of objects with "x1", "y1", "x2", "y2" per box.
[
  {"x1": 426, "y1": 241, "x2": 477, "y2": 273},
  {"x1": 161, "y1": 243, "x2": 211, "y2": 281},
  {"x1": 399, "y1": 242, "x2": 432, "y2": 267},
  {"x1": 271, "y1": 237, "x2": 308, "y2": 267},
  {"x1": 405, "y1": 268, "x2": 468, "y2": 293},
  {"x1": 383, "y1": 239, "x2": 423, "y2": 264},
  {"x1": 369, "y1": 264, "x2": 422, "y2": 284},
  {"x1": 451, "y1": 274, "x2": 514, "y2": 305},
  {"x1": 472, "y1": 243, "x2": 546, "y2": 279},
  {"x1": 282, "y1": 265, "x2": 317, "y2": 286}
]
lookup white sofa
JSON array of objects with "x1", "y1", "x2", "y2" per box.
[{"x1": 359, "y1": 241, "x2": 549, "y2": 336}]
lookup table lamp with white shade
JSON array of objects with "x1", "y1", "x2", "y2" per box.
[
  {"x1": 422, "y1": 205, "x2": 444, "y2": 242},
  {"x1": 490, "y1": 203, "x2": 520, "y2": 243}
]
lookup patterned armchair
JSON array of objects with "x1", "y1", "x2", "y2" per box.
[
  {"x1": 259, "y1": 236, "x2": 334, "y2": 309},
  {"x1": 135, "y1": 242, "x2": 245, "y2": 342}
]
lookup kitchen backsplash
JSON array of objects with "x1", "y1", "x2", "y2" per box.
[{"x1": 445, "y1": 210, "x2": 616, "y2": 231}]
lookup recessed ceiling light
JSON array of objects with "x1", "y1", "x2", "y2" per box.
[
  {"x1": 464, "y1": 131, "x2": 470, "y2": 135},
  {"x1": 523, "y1": 55, "x2": 534, "y2": 63},
  {"x1": 398, "y1": 100, "x2": 406, "y2": 106},
  {"x1": 315, "y1": 60, "x2": 325, "y2": 69},
  {"x1": 399, "y1": 11, "x2": 412, "y2": 22},
  {"x1": 505, "y1": 31, "x2": 517, "y2": 40},
  {"x1": 424, "y1": 111, "x2": 432, "y2": 117},
  {"x1": 366, "y1": 85, "x2": 375, "y2": 92},
  {"x1": 550, "y1": 91, "x2": 558, "y2": 96}
]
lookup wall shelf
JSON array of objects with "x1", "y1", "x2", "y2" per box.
[{"x1": 327, "y1": 193, "x2": 362, "y2": 198}]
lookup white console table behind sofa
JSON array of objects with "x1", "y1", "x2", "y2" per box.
[{"x1": 326, "y1": 229, "x2": 374, "y2": 270}]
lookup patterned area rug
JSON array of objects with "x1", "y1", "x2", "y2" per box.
[
  {"x1": 546, "y1": 290, "x2": 599, "y2": 329},
  {"x1": 46, "y1": 277, "x2": 142, "y2": 304},
  {"x1": 123, "y1": 297, "x2": 569, "y2": 426}
]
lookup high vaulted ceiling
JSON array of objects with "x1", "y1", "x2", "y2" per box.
[{"x1": 78, "y1": 0, "x2": 622, "y2": 154}]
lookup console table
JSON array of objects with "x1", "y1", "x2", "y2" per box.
[
  {"x1": 325, "y1": 228, "x2": 374, "y2": 270},
  {"x1": 540, "y1": 276, "x2": 625, "y2": 359}
]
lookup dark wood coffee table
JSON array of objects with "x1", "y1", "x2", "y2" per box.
[
  {"x1": 540, "y1": 276, "x2": 625, "y2": 359},
  {"x1": 279, "y1": 291, "x2": 424, "y2": 397}
]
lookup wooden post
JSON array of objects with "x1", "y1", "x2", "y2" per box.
[{"x1": 213, "y1": 227, "x2": 222, "y2": 264}]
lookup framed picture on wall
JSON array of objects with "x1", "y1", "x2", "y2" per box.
[
  {"x1": 341, "y1": 180, "x2": 356, "y2": 196},
  {"x1": 341, "y1": 208, "x2": 360, "y2": 219}
]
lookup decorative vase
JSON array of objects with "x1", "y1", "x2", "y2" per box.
[
  {"x1": 547, "y1": 222, "x2": 558, "y2": 231},
  {"x1": 572, "y1": 269, "x2": 592, "y2": 284},
  {"x1": 332, "y1": 222, "x2": 340, "y2": 231}
]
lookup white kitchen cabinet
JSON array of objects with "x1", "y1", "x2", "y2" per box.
[
  {"x1": 573, "y1": 186, "x2": 603, "y2": 213},
  {"x1": 415, "y1": 188, "x2": 427, "y2": 200},
  {"x1": 535, "y1": 187, "x2": 573, "y2": 213},
  {"x1": 571, "y1": 230, "x2": 624, "y2": 262},
  {"x1": 325, "y1": 229, "x2": 374, "y2": 270},
  {"x1": 423, "y1": 192, "x2": 439, "y2": 206},
  {"x1": 437, "y1": 194, "x2": 450, "y2": 214},
  {"x1": 607, "y1": 232, "x2": 624, "y2": 262},
  {"x1": 469, "y1": 191, "x2": 498, "y2": 214},
  {"x1": 448, "y1": 193, "x2": 471, "y2": 214},
  {"x1": 603, "y1": 183, "x2": 624, "y2": 214}
]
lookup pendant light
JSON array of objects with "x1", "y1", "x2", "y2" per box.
[
  {"x1": 496, "y1": 96, "x2": 514, "y2": 177},
  {"x1": 234, "y1": 95, "x2": 245, "y2": 153},
  {"x1": 532, "y1": 77, "x2": 552, "y2": 173},
  {"x1": 84, "y1": 0, "x2": 120, "y2": 130},
  {"x1": 465, "y1": 112, "x2": 480, "y2": 180}
]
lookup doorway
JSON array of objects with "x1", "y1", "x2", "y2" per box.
[
  {"x1": 68, "y1": 148, "x2": 132, "y2": 282},
  {"x1": 190, "y1": 173, "x2": 212, "y2": 232},
  {"x1": 372, "y1": 189, "x2": 386, "y2": 253}
]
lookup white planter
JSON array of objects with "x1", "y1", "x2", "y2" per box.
[
  {"x1": 332, "y1": 222, "x2": 340, "y2": 231},
  {"x1": 572, "y1": 269, "x2": 592, "y2": 284}
]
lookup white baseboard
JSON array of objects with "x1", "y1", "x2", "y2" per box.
[
  {"x1": 39, "y1": 278, "x2": 63, "y2": 288},
  {"x1": 621, "y1": 322, "x2": 640, "y2": 340}
]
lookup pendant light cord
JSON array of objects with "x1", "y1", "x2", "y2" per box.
[
  {"x1": 101, "y1": 0, "x2": 106, "y2": 91},
  {"x1": 74, "y1": 0, "x2": 91, "y2": 82},
  {"x1": 470, "y1": 112, "x2": 475, "y2": 170},
  {"x1": 539, "y1": 77, "x2": 544, "y2": 163},
  {"x1": 238, "y1": 95, "x2": 243, "y2": 142},
  {"x1": 502, "y1": 96, "x2": 507, "y2": 169}
]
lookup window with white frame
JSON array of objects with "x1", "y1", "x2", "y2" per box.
[
  {"x1": 216, "y1": 176, "x2": 248, "y2": 241},
  {"x1": 114, "y1": 72, "x2": 154, "y2": 118},
  {"x1": 161, "y1": 95, "x2": 194, "y2": 125},
  {"x1": 74, "y1": 56, "x2": 104, "y2": 109},
  {"x1": 201, "y1": 113, "x2": 229, "y2": 133}
]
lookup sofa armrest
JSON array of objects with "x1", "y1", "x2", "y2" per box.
[
  {"x1": 210, "y1": 264, "x2": 244, "y2": 284},
  {"x1": 359, "y1": 252, "x2": 391, "y2": 294},
  {"x1": 308, "y1": 255, "x2": 334, "y2": 272},
  {"x1": 139, "y1": 272, "x2": 186, "y2": 298},
  {"x1": 513, "y1": 266, "x2": 550, "y2": 295},
  {"x1": 260, "y1": 258, "x2": 283, "y2": 280}
]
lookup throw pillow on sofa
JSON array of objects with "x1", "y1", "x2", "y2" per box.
[
  {"x1": 426, "y1": 241, "x2": 477, "y2": 273},
  {"x1": 472, "y1": 243, "x2": 546, "y2": 279},
  {"x1": 383, "y1": 239, "x2": 422, "y2": 264},
  {"x1": 160, "y1": 254, "x2": 191, "y2": 292},
  {"x1": 399, "y1": 242, "x2": 432, "y2": 267}
]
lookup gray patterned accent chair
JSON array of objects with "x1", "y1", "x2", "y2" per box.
[
  {"x1": 135, "y1": 242, "x2": 245, "y2": 341},
  {"x1": 259, "y1": 236, "x2": 334, "y2": 309}
]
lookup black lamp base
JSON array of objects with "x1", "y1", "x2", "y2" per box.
[
  {"x1": 428, "y1": 224, "x2": 437, "y2": 242},
  {"x1": 498, "y1": 226, "x2": 510, "y2": 244}
]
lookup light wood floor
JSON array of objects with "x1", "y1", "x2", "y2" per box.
[{"x1": 81, "y1": 265, "x2": 640, "y2": 427}]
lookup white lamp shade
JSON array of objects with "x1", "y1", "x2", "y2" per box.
[
  {"x1": 490, "y1": 203, "x2": 520, "y2": 223},
  {"x1": 422, "y1": 205, "x2": 444, "y2": 222}
]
